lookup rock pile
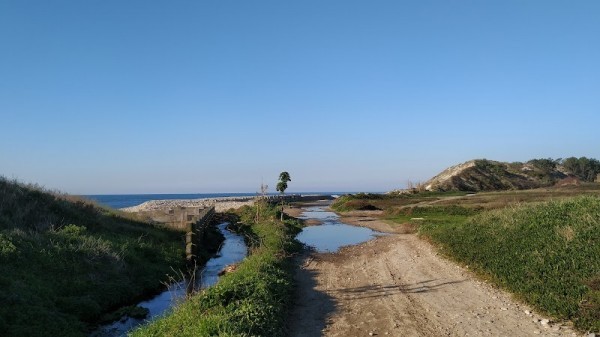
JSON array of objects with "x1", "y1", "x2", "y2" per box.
[{"x1": 121, "y1": 196, "x2": 255, "y2": 213}]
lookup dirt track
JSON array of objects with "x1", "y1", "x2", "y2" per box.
[{"x1": 287, "y1": 209, "x2": 580, "y2": 337}]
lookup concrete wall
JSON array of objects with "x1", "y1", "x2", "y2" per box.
[{"x1": 140, "y1": 206, "x2": 215, "y2": 231}]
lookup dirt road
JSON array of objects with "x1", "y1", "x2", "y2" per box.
[{"x1": 287, "y1": 210, "x2": 580, "y2": 337}]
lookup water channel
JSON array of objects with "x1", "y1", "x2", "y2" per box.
[
  {"x1": 93, "y1": 205, "x2": 381, "y2": 335},
  {"x1": 295, "y1": 206, "x2": 384, "y2": 252},
  {"x1": 91, "y1": 222, "x2": 247, "y2": 337}
]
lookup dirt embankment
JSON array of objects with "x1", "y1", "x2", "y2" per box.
[{"x1": 288, "y1": 211, "x2": 581, "y2": 336}]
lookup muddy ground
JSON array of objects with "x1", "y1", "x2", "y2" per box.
[{"x1": 286, "y1": 206, "x2": 580, "y2": 337}]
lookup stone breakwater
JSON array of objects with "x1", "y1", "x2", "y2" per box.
[
  {"x1": 120, "y1": 194, "x2": 335, "y2": 213},
  {"x1": 121, "y1": 196, "x2": 256, "y2": 213}
]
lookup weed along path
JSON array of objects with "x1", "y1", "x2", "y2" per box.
[{"x1": 287, "y1": 204, "x2": 580, "y2": 337}]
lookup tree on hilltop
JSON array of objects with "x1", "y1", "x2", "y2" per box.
[{"x1": 562, "y1": 157, "x2": 600, "y2": 182}]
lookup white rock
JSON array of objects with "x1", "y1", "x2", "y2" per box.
[
  {"x1": 524, "y1": 310, "x2": 531, "y2": 315},
  {"x1": 540, "y1": 319, "x2": 549, "y2": 325}
]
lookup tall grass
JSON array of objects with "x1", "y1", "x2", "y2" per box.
[
  {"x1": 420, "y1": 196, "x2": 600, "y2": 331},
  {"x1": 0, "y1": 177, "x2": 192, "y2": 336},
  {"x1": 131, "y1": 203, "x2": 302, "y2": 337}
]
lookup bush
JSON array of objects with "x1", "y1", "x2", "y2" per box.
[
  {"x1": 0, "y1": 234, "x2": 16, "y2": 257},
  {"x1": 562, "y1": 157, "x2": 600, "y2": 182}
]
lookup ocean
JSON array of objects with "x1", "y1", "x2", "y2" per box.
[{"x1": 84, "y1": 192, "x2": 351, "y2": 209}]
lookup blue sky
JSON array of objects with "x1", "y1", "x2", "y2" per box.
[{"x1": 1, "y1": 1, "x2": 599, "y2": 194}]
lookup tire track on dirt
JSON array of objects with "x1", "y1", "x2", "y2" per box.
[{"x1": 288, "y1": 215, "x2": 582, "y2": 337}]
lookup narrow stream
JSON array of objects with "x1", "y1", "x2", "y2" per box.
[
  {"x1": 295, "y1": 206, "x2": 384, "y2": 252},
  {"x1": 91, "y1": 222, "x2": 247, "y2": 337}
]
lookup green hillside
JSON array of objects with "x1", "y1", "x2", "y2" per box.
[{"x1": 0, "y1": 177, "x2": 186, "y2": 336}]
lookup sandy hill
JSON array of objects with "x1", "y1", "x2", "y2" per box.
[{"x1": 423, "y1": 158, "x2": 600, "y2": 192}]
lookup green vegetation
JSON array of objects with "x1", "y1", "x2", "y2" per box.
[
  {"x1": 131, "y1": 202, "x2": 302, "y2": 337},
  {"x1": 0, "y1": 177, "x2": 195, "y2": 337},
  {"x1": 420, "y1": 196, "x2": 600, "y2": 331},
  {"x1": 385, "y1": 205, "x2": 480, "y2": 228},
  {"x1": 276, "y1": 171, "x2": 291, "y2": 195},
  {"x1": 330, "y1": 191, "x2": 467, "y2": 212},
  {"x1": 276, "y1": 171, "x2": 291, "y2": 221},
  {"x1": 562, "y1": 157, "x2": 600, "y2": 182}
]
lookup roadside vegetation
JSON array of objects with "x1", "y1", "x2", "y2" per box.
[
  {"x1": 131, "y1": 202, "x2": 303, "y2": 337},
  {"x1": 332, "y1": 185, "x2": 600, "y2": 332},
  {"x1": 0, "y1": 177, "x2": 195, "y2": 337}
]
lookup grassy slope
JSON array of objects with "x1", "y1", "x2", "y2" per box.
[
  {"x1": 330, "y1": 191, "x2": 468, "y2": 212},
  {"x1": 131, "y1": 203, "x2": 302, "y2": 337},
  {"x1": 0, "y1": 178, "x2": 188, "y2": 337}
]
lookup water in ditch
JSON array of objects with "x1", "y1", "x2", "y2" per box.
[
  {"x1": 91, "y1": 222, "x2": 247, "y2": 336},
  {"x1": 295, "y1": 206, "x2": 384, "y2": 253}
]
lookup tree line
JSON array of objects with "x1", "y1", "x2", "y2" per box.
[{"x1": 527, "y1": 157, "x2": 600, "y2": 182}]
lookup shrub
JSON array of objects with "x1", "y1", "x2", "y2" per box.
[{"x1": 0, "y1": 234, "x2": 16, "y2": 257}]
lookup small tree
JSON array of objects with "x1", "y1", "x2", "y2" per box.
[
  {"x1": 276, "y1": 171, "x2": 291, "y2": 221},
  {"x1": 255, "y1": 181, "x2": 268, "y2": 222}
]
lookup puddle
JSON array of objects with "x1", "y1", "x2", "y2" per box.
[
  {"x1": 91, "y1": 222, "x2": 247, "y2": 336},
  {"x1": 296, "y1": 207, "x2": 384, "y2": 253}
]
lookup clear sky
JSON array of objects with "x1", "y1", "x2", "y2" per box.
[{"x1": 1, "y1": 1, "x2": 599, "y2": 194}]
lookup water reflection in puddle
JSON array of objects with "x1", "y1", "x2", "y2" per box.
[{"x1": 296, "y1": 207, "x2": 384, "y2": 253}]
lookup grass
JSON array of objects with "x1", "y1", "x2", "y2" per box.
[
  {"x1": 420, "y1": 196, "x2": 600, "y2": 332},
  {"x1": 384, "y1": 205, "x2": 479, "y2": 228},
  {"x1": 0, "y1": 177, "x2": 216, "y2": 337},
  {"x1": 130, "y1": 202, "x2": 302, "y2": 337},
  {"x1": 330, "y1": 191, "x2": 468, "y2": 212}
]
